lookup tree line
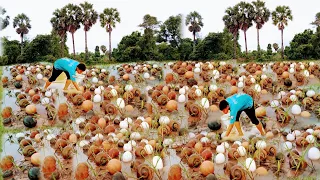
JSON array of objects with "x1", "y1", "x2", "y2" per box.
[{"x1": 0, "y1": 1, "x2": 320, "y2": 65}]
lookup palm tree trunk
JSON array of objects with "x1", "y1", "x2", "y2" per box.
[
  {"x1": 85, "y1": 30, "x2": 88, "y2": 59},
  {"x1": 60, "y1": 42, "x2": 63, "y2": 57},
  {"x1": 244, "y1": 30, "x2": 248, "y2": 55},
  {"x1": 109, "y1": 31, "x2": 112, "y2": 61},
  {"x1": 193, "y1": 31, "x2": 196, "y2": 52},
  {"x1": 281, "y1": 29, "x2": 284, "y2": 59},
  {"x1": 233, "y1": 34, "x2": 237, "y2": 59},
  {"x1": 20, "y1": 34, "x2": 24, "y2": 55},
  {"x1": 61, "y1": 35, "x2": 65, "y2": 57},
  {"x1": 72, "y1": 32, "x2": 75, "y2": 57},
  {"x1": 257, "y1": 28, "x2": 260, "y2": 51}
]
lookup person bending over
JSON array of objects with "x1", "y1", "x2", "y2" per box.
[
  {"x1": 44, "y1": 58, "x2": 86, "y2": 91},
  {"x1": 219, "y1": 93, "x2": 265, "y2": 137}
]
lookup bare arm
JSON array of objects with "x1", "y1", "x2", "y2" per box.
[{"x1": 72, "y1": 81, "x2": 81, "y2": 91}]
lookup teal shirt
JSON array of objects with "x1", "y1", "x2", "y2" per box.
[
  {"x1": 54, "y1": 58, "x2": 79, "y2": 81},
  {"x1": 226, "y1": 93, "x2": 253, "y2": 124}
]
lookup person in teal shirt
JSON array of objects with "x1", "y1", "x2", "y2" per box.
[
  {"x1": 219, "y1": 93, "x2": 265, "y2": 137},
  {"x1": 44, "y1": 58, "x2": 86, "y2": 91}
]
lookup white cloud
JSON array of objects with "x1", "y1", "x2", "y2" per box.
[{"x1": 1, "y1": 0, "x2": 319, "y2": 54}]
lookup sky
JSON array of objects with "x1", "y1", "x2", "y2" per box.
[{"x1": 0, "y1": 0, "x2": 319, "y2": 55}]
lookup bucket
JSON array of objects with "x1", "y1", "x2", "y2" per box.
[
  {"x1": 220, "y1": 114, "x2": 237, "y2": 134},
  {"x1": 74, "y1": 74, "x2": 85, "y2": 84}
]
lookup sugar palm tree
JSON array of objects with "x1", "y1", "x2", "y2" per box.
[
  {"x1": 100, "y1": 8, "x2": 121, "y2": 60},
  {"x1": 100, "y1": 45, "x2": 107, "y2": 54},
  {"x1": 223, "y1": 6, "x2": 240, "y2": 59},
  {"x1": 0, "y1": 7, "x2": 10, "y2": 30},
  {"x1": 252, "y1": 0, "x2": 270, "y2": 51},
  {"x1": 51, "y1": 8, "x2": 68, "y2": 56},
  {"x1": 185, "y1": 11, "x2": 203, "y2": 52},
  {"x1": 273, "y1": 43, "x2": 279, "y2": 52},
  {"x1": 64, "y1": 3, "x2": 82, "y2": 56},
  {"x1": 80, "y1": 1, "x2": 98, "y2": 57},
  {"x1": 272, "y1": 6, "x2": 293, "y2": 59},
  {"x1": 236, "y1": 1, "x2": 254, "y2": 55},
  {"x1": 13, "y1": 13, "x2": 31, "y2": 54}
]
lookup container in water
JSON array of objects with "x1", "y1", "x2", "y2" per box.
[
  {"x1": 74, "y1": 74, "x2": 85, "y2": 84},
  {"x1": 220, "y1": 114, "x2": 237, "y2": 134}
]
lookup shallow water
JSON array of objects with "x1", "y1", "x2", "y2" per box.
[{"x1": 1, "y1": 61, "x2": 320, "y2": 179}]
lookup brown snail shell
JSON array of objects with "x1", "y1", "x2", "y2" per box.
[
  {"x1": 109, "y1": 148, "x2": 120, "y2": 158},
  {"x1": 88, "y1": 145, "x2": 101, "y2": 157},
  {"x1": 62, "y1": 146, "x2": 73, "y2": 159},
  {"x1": 20, "y1": 139, "x2": 32, "y2": 148},
  {"x1": 55, "y1": 139, "x2": 68, "y2": 150},
  {"x1": 187, "y1": 154, "x2": 202, "y2": 168},
  {"x1": 95, "y1": 152, "x2": 109, "y2": 166},
  {"x1": 135, "y1": 146, "x2": 147, "y2": 158},
  {"x1": 23, "y1": 145, "x2": 36, "y2": 157}
]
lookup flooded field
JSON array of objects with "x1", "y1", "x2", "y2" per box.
[{"x1": 0, "y1": 60, "x2": 320, "y2": 180}]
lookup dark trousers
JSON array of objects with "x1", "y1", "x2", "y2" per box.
[
  {"x1": 235, "y1": 103, "x2": 259, "y2": 125},
  {"x1": 48, "y1": 67, "x2": 70, "y2": 82}
]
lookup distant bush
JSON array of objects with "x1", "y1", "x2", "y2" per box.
[
  {"x1": 209, "y1": 53, "x2": 231, "y2": 60},
  {"x1": 0, "y1": 56, "x2": 8, "y2": 66},
  {"x1": 40, "y1": 55, "x2": 56, "y2": 63}
]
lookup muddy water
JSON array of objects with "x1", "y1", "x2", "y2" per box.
[
  {"x1": 1, "y1": 61, "x2": 320, "y2": 179},
  {"x1": 2, "y1": 130, "x2": 320, "y2": 180}
]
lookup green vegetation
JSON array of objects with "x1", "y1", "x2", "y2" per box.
[
  {"x1": 271, "y1": 6, "x2": 293, "y2": 59},
  {"x1": 80, "y1": 2, "x2": 98, "y2": 57},
  {"x1": 99, "y1": 8, "x2": 121, "y2": 60},
  {"x1": 185, "y1": 11, "x2": 203, "y2": 52},
  {"x1": 252, "y1": 0, "x2": 270, "y2": 51},
  {"x1": 0, "y1": 33, "x2": 65, "y2": 65},
  {"x1": 0, "y1": 7, "x2": 10, "y2": 30},
  {"x1": 0, "y1": 1, "x2": 320, "y2": 64},
  {"x1": 12, "y1": 13, "x2": 31, "y2": 55}
]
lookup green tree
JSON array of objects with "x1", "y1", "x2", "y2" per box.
[
  {"x1": 2, "y1": 38, "x2": 20, "y2": 64},
  {"x1": 157, "y1": 14, "x2": 182, "y2": 48},
  {"x1": 273, "y1": 43, "x2": 279, "y2": 52},
  {"x1": 178, "y1": 38, "x2": 193, "y2": 60},
  {"x1": 157, "y1": 42, "x2": 179, "y2": 60},
  {"x1": 51, "y1": 8, "x2": 68, "y2": 57},
  {"x1": 223, "y1": 6, "x2": 240, "y2": 59},
  {"x1": 139, "y1": 14, "x2": 159, "y2": 32},
  {"x1": 285, "y1": 29, "x2": 315, "y2": 59},
  {"x1": 80, "y1": 1, "x2": 98, "y2": 57},
  {"x1": 272, "y1": 6, "x2": 293, "y2": 59},
  {"x1": 252, "y1": 0, "x2": 270, "y2": 51},
  {"x1": 185, "y1": 11, "x2": 203, "y2": 52},
  {"x1": 23, "y1": 34, "x2": 64, "y2": 62},
  {"x1": 312, "y1": 30, "x2": 320, "y2": 58},
  {"x1": 100, "y1": 45, "x2": 107, "y2": 54},
  {"x1": 267, "y1": 43, "x2": 272, "y2": 55},
  {"x1": 112, "y1": 31, "x2": 143, "y2": 62},
  {"x1": 236, "y1": 2, "x2": 254, "y2": 55},
  {"x1": 64, "y1": 3, "x2": 82, "y2": 56},
  {"x1": 193, "y1": 30, "x2": 235, "y2": 60},
  {"x1": 95, "y1": 45, "x2": 100, "y2": 57},
  {"x1": 0, "y1": 7, "x2": 10, "y2": 30},
  {"x1": 100, "y1": 8, "x2": 121, "y2": 60},
  {"x1": 138, "y1": 14, "x2": 159, "y2": 60},
  {"x1": 13, "y1": 13, "x2": 31, "y2": 54},
  {"x1": 311, "y1": 12, "x2": 320, "y2": 32}
]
